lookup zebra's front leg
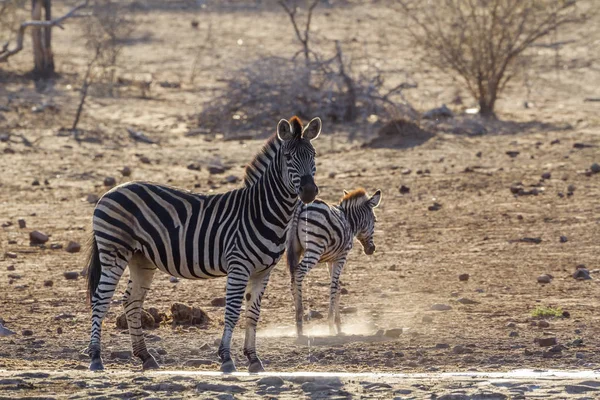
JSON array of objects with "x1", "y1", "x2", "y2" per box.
[
  {"x1": 124, "y1": 255, "x2": 158, "y2": 371},
  {"x1": 328, "y1": 259, "x2": 345, "y2": 335},
  {"x1": 243, "y1": 270, "x2": 271, "y2": 373},
  {"x1": 218, "y1": 268, "x2": 248, "y2": 373},
  {"x1": 293, "y1": 252, "x2": 320, "y2": 337}
]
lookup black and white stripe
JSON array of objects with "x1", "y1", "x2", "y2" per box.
[
  {"x1": 86, "y1": 116, "x2": 321, "y2": 372},
  {"x1": 287, "y1": 188, "x2": 381, "y2": 336}
]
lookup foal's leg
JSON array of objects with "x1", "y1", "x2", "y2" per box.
[
  {"x1": 243, "y1": 270, "x2": 271, "y2": 372},
  {"x1": 328, "y1": 258, "x2": 346, "y2": 335},
  {"x1": 124, "y1": 253, "x2": 158, "y2": 370},
  {"x1": 292, "y1": 249, "x2": 321, "y2": 337}
]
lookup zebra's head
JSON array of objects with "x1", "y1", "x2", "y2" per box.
[
  {"x1": 277, "y1": 116, "x2": 321, "y2": 204},
  {"x1": 341, "y1": 189, "x2": 382, "y2": 255}
]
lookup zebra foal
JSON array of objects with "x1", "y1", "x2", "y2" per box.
[
  {"x1": 287, "y1": 188, "x2": 381, "y2": 336},
  {"x1": 85, "y1": 116, "x2": 321, "y2": 372}
]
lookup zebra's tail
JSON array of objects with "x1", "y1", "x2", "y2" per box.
[
  {"x1": 86, "y1": 233, "x2": 102, "y2": 306},
  {"x1": 286, "y1": 203, "x2": 303, "y2": 283}
]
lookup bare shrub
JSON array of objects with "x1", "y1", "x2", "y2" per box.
[{"x1": 397, "y1": 0, "x2": 587, "y2": 118}]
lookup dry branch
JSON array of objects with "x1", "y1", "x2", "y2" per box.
[{"x1": 0, "y1": 0, "x2": 89, "y2": 63}]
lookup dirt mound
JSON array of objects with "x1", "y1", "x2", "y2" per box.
[
  {"x1": 365, "y1": 119, "x2": 434, "y2": 149},
  {"x1": 116, "y1": 309, "x2": 159, "y2": 330},
  {"x1": 170, "y1": 303, "x2": 211, "y2": 326}
]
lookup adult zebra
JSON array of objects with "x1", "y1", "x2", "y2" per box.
[{"x1": 86, "y1": 116, "x2": 321, "y2": 373}]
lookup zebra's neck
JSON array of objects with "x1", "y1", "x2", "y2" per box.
[{"x1": 338, "y1": 205, "x2": 360, "y2": 237}]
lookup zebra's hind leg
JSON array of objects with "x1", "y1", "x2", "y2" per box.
[
  {"x1": 88, "y1": 239, "x2": 131, "y2": 371},
  {"x1": 328, "y1": 259, "x2": 346, "y2": 335},
  {"x1": 124, "y1": 253, "x2": 158, "y2": 371},
  {"x1": 218, "y1": 265, "x2": 249, "y2": 373},
  {"x1": 243, "y1": 270, "x2": 272, "y2": 373},
  {"x1": 292, "y1": 252, "x2": 320, "y2": 337}
]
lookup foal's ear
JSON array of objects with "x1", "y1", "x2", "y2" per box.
[
  {"x1": 302, "y1": 117, "x2": 321, "y2": 141},
  {"x1": 277, "y1": 119, "x2": 294, "y2": 141},
  {"x1": 368, "y1": 189, "x2": 382, "y2": 208},
  {"x1": 343, "y1": 190, "x2": 349, "y2": 196}
]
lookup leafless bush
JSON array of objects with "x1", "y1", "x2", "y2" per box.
[
  {"x1": 397, "y1": 0, "x2": 587, "y2": 118},
  {"x1": 83, "y1": 0, "x2": 136, "y2": 96}
]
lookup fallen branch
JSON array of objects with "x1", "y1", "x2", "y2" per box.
[{"x1": 0, "y1": 0, "x2": 89, "y2": 63}]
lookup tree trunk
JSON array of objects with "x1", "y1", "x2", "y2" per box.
[{"x1": 31, "y1": 0, "x2": 55, "y2": 79}]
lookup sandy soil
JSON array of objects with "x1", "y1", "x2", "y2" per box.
[{"x1": 1, "y1": 0, "x2": 600, "y2": 398}]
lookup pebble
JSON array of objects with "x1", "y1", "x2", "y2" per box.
[
  {"x1": 169, "y1": 276, "x2": 179, "y2": 283},
  {"x1": 63, "y1": 271, "x2": 79, "y2": 280},
  {"x1": 340, "y1": 288, "x2": 349, "y2": 295},
  {"x1": 452, "y1": 345, "x2": 473, "y2": 354},
  {"x1": 591, "y1": 163, "x2": 600, "y2": 174},
  {"x1": 509, "y1": 331, "x2": 519, "y2": 337},
  {"x1": 86, "y1": 194, "x2": 99, "y2": 204},
  {"x1": 257, "y1": 376, "x2": 284, "y2": 387},
  {"x1": 57, "y1": 327, "x2": 63, "y2": 334},
  {"x1": 139, "y1": 156, "x2": 151, "y2": 164},
  {"x1": 435, "y1": 343, "x2": 450, "y2": 349},
  {"x1": 50, "y1": 244, "x2": 63, "y2": 250},
  {"x1": 399, "y1": 185, "x2": 410, "y2": 194},
  {"x1": 224, "y1": 175, "x2": 239, "y2": 184},
  {"x1": 120, "y1": 166, "x2": 132, "y2": 176},
  {"x1": 30, "y1": 230, "x2": 49, "y2": 244},
  {"x1": 538, "y1": 320, "x2": 550, "y2": 328},
  {"x1": 506, "y1": 322, "x2": 516, "y2": 328},
  {"x1": 537, "y1": 337, "x2": 557, "y2": 347},
  {"x1": 65, "y1": 241, "x2": 81, "y2": 253},
  {"x1": 537, "y1": 274, "x2": 552, "y2": 284},
  {"x1": 187, "y1": 163, "x2": 201, "y2": 171},
  {"x1": 18, "y1": 219, "x2": 26, "y2": 229},
  {"x1": 560, "y1": 235, "x2": 568, "y2": 243},
  {"x1": 210, "y1": 297, "x2": 226, "y2": 307},
  {"x1": 384, "y1": 328, "x2": 403, "y2": 338},
  {"x1": 7, "y1": 265, "x2": 15, "y2": 271},
  {"x1": 328, "y1": 171, "x2": 336, "y2": 179},
  {"x1": 340, "y1": 306, "x2": 357, "y2": 314},
  {"x1": 401, "y1": 169, "x2": 411, "y2": 175},
  {"x1": 428, "y1": 202, "x2": 442, "y2": 211},
  {"x1": 22, "y1": 329, "x2": 33, "y2": 336},
  {"x1": 208, "y1": 166, "x2": 226, "y2": 175},
  {"x1": 184, "y1": 359, "x2": 216, "y2": 367},
  {"x1": 457, "y1": 297, "x2": 479, "y2": 305},
  {"x1": 541, "y1": 172, "x2": 551, "y2": 180},
  {"x1": 44, "y1": 280, "x2": 53, "y2": 287},
  {"x1": 573, "y1": 266, "x2": 591, "y2": 280},
  {"x1": 103, "y1": 176, "x2": 116, "y2": 187},
  {"x1": 430, "y1": 303, "x2": 452, "y2": 311},
  {"x1": 458, "y1": 273, "x2": 470, "y2": 281}
]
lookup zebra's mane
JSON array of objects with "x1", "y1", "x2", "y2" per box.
[
  {"x1": 339, "y1": 188, "x2": 368, "y2": 207},
  {"x1": 243, "y1": 134, "x2": 282, "y2": 187}
]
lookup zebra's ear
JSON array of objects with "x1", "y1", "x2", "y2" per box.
[
  {"x1": 302, "y1": 117, "x2": 321, "y2": 141},
  {"x1": 277, "y1": 119, "x2": 294, "y2": 141},
  {"x1": 343, "y1": 190, "x2": 349, "y2": 196},
  {"x1": 368, "y1": 189, "x2": 382, "y2": 208}
]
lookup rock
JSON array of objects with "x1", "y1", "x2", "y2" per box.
[
  {"x1": 210, "y1": 297, "x2": 226, "y2": 307},
  {"x1": 187, "y1": 163, "x2": 202, "y2": 171},
  {"x1": 32, "y1": 179, "x2": 40, "y2": 186},
  {"x1": 305, "y1": 310, "x2": 324, "y2": 320},
  {"x1": 224, "y1": 175, "x2": 239, "y2": 184},
  {"x1": 384, "y1": 328, "x2": 403, "y2": 338},
  {"x1": 116, "y1": 309, "x2": 157, "y2": 330},
  {"x1": 169, "y1": 276, "x2": 179, "y2": 283},
  {"x1": 196, "y1": 382, "x2": 246, "y2": 393},
  {"x1": 8, "y1": 273, "x2": 21, "y2": 279},
  {"x1": 428, "y1": 202, "x2": 442, "y2": 211},
  {"x1": 63, "y1": 271, "x2": 79, "y2": 280},
  {"x1": 509, "y1": 331, "x2": 519, "y2": 337},
  {"x1": 340, "y1": 288, "x2": 349, "y2": 295},
  {"x1": 399, "y1": 185, "x2": 410, "y2": 194},
  {"x1": 17, "y1": 219, "x2": 26, "y2": 229},
  {"x1": 85, "y1": 194, "x2": 100, "y2": 204},
  {"x1": 560, "y1": 235, "x2": 568, "y2": 243},
  {"x1": 50, "y1": 243, "x2": 63, "y2": 250},
  {"x1": 537, "y1": 337, "x2": 557, "y2": 347},
  {"x1": 423, "y1": 104, "x2": 453, "y2": 120},
  {"x1": 591, "y1": 163, "x2": 600, "y2": 174},
  {"x1": 110, "y1": 350, "x2": 132, "y2": 359},
  {"x1": 30, "y1": 230, "x2": 49, "y2": 244},
  {"x1": 65, "y1": 241, "x2": 81, "y2": 253},
  {"x1": 457, "y1": 298, "x2": 479, "y2": 305},
  {"x1": 208, "y1": 165, "x2": 226, "y2": 175},
  {"x1": 538, "y1": 320, "x2": 550, "y2": 328},
  {"x1": 120, "y1": 166, "x2": 132, "y2": 177},
  {"x1": 171, "y1": 303, "x2": 210, "y2": 326},
  {"x1": 257, "y1": 376, "x2": 284, "y2": 387},
  {"x1": 5, "y1": 252, "x2": 17, "y2": 259},
  {"x1": 541, "y1": 172, "x2": 551, "y2": 180},
  {"x1": 43, "y1": 280, "x2": 53, "y2": 287},
  {"x1": 573, "y1": 265, "x2": 591, "y2": 280},
  {"x1": 505, "y1": 322, "x2": 516, "y2": 328},
  {"x1": 537, "y1": 274, "x2": 552, "y2": 284},
  {"x1": 422, "y1": 315, "x2": 433, "y2": 323},
  {"x1": 435, "y1": 343, "x2": 450, "y2": 349},
  {"x1": 506, "y1": 151, "x2": 520, "y2": 158},
  {"x1": 328, "y1": 171, "x2": 336, "y2": 179},
  {"x1": 103, "y1": 176, "x2": 116, "y2": 187},
  {"x1": 6, "y1": 265, "x2": 15, "y2": 271},
  {"x1": 340, "y1": 306, "x2": 357, "y2": 314},
  {"x1": 301, "y1": 382, "x2": 335, "y2": 393},
  {"x1": 562, "y1": 311, "x2": 570, "y2": 318},
  {"x1": 573, "y1": 142, "x2": 594, "y2": 149},
  {"x1": 22, "y1": 329, "x2": 33, "y2": 336},
  {"x1": 452, "y1": 345, "x2": 473, "y2": 354},
  {"x1": 476, "y1": 151, "x2": 482, "y2": 158},
  {"x1": 458, "y1": 273, "x2": 470, "y2": 282},
  {"x1": 567, "y1": 184, "x2": 576, "y2": 193},
  {"x1": 139, "y1": 156, "x2": 151, "y2": 164},
  {"x1": 431, "y1": 303, "x2": 452, "y2": 311},
  {"x1": 147, "y1": 307, "x2": 164, "y2": 324},
  {"x1": 511, "y1": 237, "x2": 542, "y2": 244},
  {"x1": 401, "y1": 168, "x2": 412, "y2": 175}
]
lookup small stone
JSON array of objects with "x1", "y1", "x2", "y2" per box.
[
  {"x1": 57, "y1": 327, "x2": 63, "y2": 334},
  {"x1": 384, "y1": 328, "x2": 403, "y2": 338},
  {"x1": 208, "y1": 165, "x2": 225, "y2": 175},
  {"x1": 560, "y1": 236, "x2": 568, "y2": 243},
  {"x1": 573, "y1": 266, "x2": 591, "y2": 280},
  {"x1": 506, "y1": 151, "x2": 520, "y2": 158},
  {"x1": 156, "y1": 348, "x2": 167, "y2": 355},
  {"x1": 18, "y1": 219, "x2": 26, "y2": 229},
  {"x1": 340, "y1": 288, "x2": 349, "y2": 295},
  {"x1": 7, "y1": 265, "x2": 15, "y2": 271},
  {"x1": 538, "y1": 320, "x2": 550, "y2": 328},
  {"x1": 576, "y1": 352, "x2": 585, "y2": 359},
  {"x1": 506, "y1": 322, "x2": 516, "y2": 328},
  {"x1": 567, "y1": 184, "x2": 576, "y2": 192},
  {"x1": 562, "y1": 311, "x2": 571, "y2": 318},
  {"x1": 457, "y1": 297, "x2": 479, "y2": 305},
  {"x1": 110, "y1": 350, "x2": 132, "y2": 360},
  {"x1": 184, "y1": 359, "x2": 215, "y2": 367},
  {"x1": 452, "y1": 345, "x2": 472, "y2": 354},
  {"x1": 524, "y1": 349, "x2": 534, "y2": 356},
  {"x1": 590, "y1": 163, "x2": 600, "y2": 174},
  {"x1": 340, "y1": 306, "x2": 357, "y2": 314},
  {"x1": 537, "y1": 337, "x2": 557, "y2": 347},
  {"x1": 541, "y1": 172, "x2": 551, "y2": 180},
  {"x1": 428, "y1": 202, "x2": 442, "y2": 211},
  {"x1": 187, "y1": 163, "x2": 201, "y2": 171},
  {"x1": 328, "y1": 172, "x2": 336, "y2": 179},
  {"x1": 50, "y1": 243, "x2": 63, "y2": 250},
  {"x1": 401, "y1": 169, "x2": 412, "y2": 175},
  {"x1": 32, "y1": 179, "x2": 40, "y2": 186},
  {"x1": 257, "y1": 376, "x2": 284, "y2": 387},
  {"x1": 63, "y1": 271, "x2": 79, "y2": 280},
  {"x1": 430, "y1": 303, "x2": 452, "y2": 311},
  {"x1": 571, "y1": 338, "x2": 583, "y2": 346},
  {"x1": 120, "y1": 166, "x2": 132, "y2": 177},
  {"x1": 29, "y1": 230, "x2": 49, "y2": 244},
  {"x1": 399, "y1": 185, "x2": 410, "y2": 194},
  {"x1": 224, "y1": 175, "x2": 239, "y2": 184},
  {"x1": 44, "y1": 280, "x2": 53, "y2": 287},
  {"x1": 139, "y1": 156, "x2": 151, "y2": 164},
  {"x1": 435, "y1": 343, "x2": 450, "y2": 349},
  {"x1": 65, "y1": 241, "x2": 81, "y2": 253},
  {"x1": 458, "y1": 273, "x2": 470, "y2": 282},
  {"x1": 85, "y1": 194, "x2": 100, "y2": 204},
  {"x1": 537, "y1": 274, "x2": 552, "y2": 284},
  {"x1": 549, "y1": 345, "x2": 563, "y2": 353},
  {"x1": 103, "y1": 177, "x2": 116, "y2": 187},
  {"x1": 210, "y1": 297, "x2": 226, "y2": 307},
  {"x1": 170, "y1": 276, "x2": 179, "y2": 283},
  {"x1": 22, "y1": 329, "x2": 33, "y2": 336},
  {"x1": 509, "y1": 331, "x2": 519, "y2": 337}
]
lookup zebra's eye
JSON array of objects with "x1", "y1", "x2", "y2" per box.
[{"x1": 285, "y1": 153, "x2": 292, "y2": 161}]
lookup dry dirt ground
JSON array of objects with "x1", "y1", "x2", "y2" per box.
[{"x1": 1, "y1": 0, "x2": 600, "y2": 398}]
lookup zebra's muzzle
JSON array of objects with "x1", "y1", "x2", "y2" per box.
[
  {"x1": 363, "y1": 243, "x2": 376, "y2": 255},
  {"x1": 299, "y1": 175, "x2": 318, "y2": 204}
]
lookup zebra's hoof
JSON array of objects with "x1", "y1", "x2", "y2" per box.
[
  {"x1": 89, "y1": 358, "x2": 104, "y2": 371},
  {"x1": 142, "y1": 356, "x2": 160, "y2": 371},
  {"x1": 220, "y1": 359, "x2": 236, "y2": 373},
  {"x1": 248, "y1": 360, "x2": 264, "y2": 373}
]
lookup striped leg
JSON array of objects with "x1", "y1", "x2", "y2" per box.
[
  {"x1": 124, "y1": 254, "x2": 158, "y2": 370},
  {"x1": 243, "y1": 270, "x2": 271, "y2": 373},
  {"x1": 89, "y1": 245, "x2": 130, "y2": 371},
  {"x1": 292, "y1": 250, "x2": 321, "y2": 337},
  {"x1": 328, "y1": 258, "x2": 346, "y2": 335},
  {"x1": 218, "y1": 264, "x2": 249, "y2": 373}
]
